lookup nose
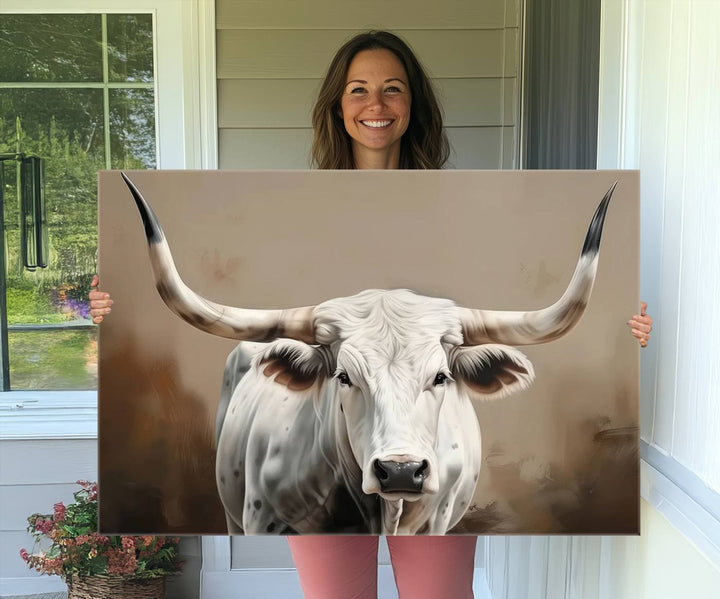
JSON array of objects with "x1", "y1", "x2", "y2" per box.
[
  {"x1": 373, "y1": 459, "x2": 429, "y2": 493},
  {"x1": 367, "y1": 89, "x2": 386, "y2": 110}
]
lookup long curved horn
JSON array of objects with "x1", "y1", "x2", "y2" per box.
[
  {"x1": 121, "y1": 172, "x2": 316, "y2": 343},
  {"x1": 458, "y1": 182, "x2": 616, "y2": 346}
]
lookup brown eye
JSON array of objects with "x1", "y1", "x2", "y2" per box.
[
  {"x1": 433, "y1": 372, "x2": 448, "y2": 386},
  {"x1": 337, "y1": 372, "x2": 352, "y2": 387}
]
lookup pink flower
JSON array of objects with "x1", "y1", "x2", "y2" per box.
[
  {"x1": 19, "y1": 548, "x2": 29, "y2": 562},
  {"x1": 53, "y1": 502, "x2": 66, "y2": 522},
  {"x1": 121, "y1": 537, "x2": 135, "y2": 549},
  {"x1": 34, "y1": 518, "x2": 53, "y2": 534},
  {"x1": 92, "y1": 533, "x2": 110, "y2": 545},
  {"x1": 107, "y1": 548, "x2": 137, "y2": 576}
]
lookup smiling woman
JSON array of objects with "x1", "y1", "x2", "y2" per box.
[
  {"x1": 339, "y1": 49, "x2": 412, "y2": 169},
  {"x1": 311, "y1": 30, "x2": 448, "y2": 171}
]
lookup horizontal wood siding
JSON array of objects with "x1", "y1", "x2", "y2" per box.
[
  {"x1": 0, "y1": 439, "x2": 96, "y2": 580},
  {"x1": 217, "y1": 0, "x2": 516, "y2": 30},
  {"x1": 219, "y1": 78, "x2": 516, "y2": 128},
  {"x1": 217, "y1": 30, "x2": 513, "y2": 79},
  {"x1": 216, "y1": 0, "x2": 522, "y2": 170}
]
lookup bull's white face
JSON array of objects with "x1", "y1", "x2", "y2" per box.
[{"x1": 310, "y1": 289, "x2": 535, "y2": 502}]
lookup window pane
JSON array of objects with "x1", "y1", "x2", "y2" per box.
[
  {"x1": 8, "y1": 329, "x2": 97, "y2": 390},
  {"x1": 1, "y1": 88, "x2": 102, "y2": 390},
  {"x1": 1, "y1": 88, "x2": 103, "y2": 298},
  {"x1": 110, "y1": 89, "x2": 157, "y2": 169},
  {"x1": 0, "y1": 14, "x2": 103, "y2": 82},
  {"x1": 0, "y1": 89, "x2": 106, "y2": 162},
  {"x1": 107, "y1": 14, "x2": 154, "y2": 83}
]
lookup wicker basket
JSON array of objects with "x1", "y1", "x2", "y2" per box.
[{"x1": 67, "y1": 575, "x2": 164, "y2": 599}]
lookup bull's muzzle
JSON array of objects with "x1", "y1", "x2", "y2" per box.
[{"x1": 373, "y1": 459, "x2": 429, "y2": 493}]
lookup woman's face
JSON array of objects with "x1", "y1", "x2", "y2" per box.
[{"x1": 340, "y1": 49, "x2": 411, "y2": 167}]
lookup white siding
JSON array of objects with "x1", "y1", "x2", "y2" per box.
[
  {"x1": 215, "y1": 0, "x2": 522, "y2": 170},
  {"x1": 598, "y1": 0, "x2": 720, "y2": 491}
]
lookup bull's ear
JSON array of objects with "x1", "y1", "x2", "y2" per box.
[
  {"x1": 451, "y1": 344, "x2": 535, "y2": 401},
  {"x1": 255, "y1": 340, "x2": 329, "y2": 392}
]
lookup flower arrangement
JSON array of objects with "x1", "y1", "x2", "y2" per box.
[{"x1": 20, "y1": 481, "x2": 182, "y2": 584}]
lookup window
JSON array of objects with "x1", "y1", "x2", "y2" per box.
[
  {"x1": 0, "y1": 13, "x2": 156, "y2": 391},
  {"x1": 0, "y1": 1, "x2": 214, "y2": 440}
]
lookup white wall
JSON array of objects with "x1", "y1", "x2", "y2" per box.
[{"x1": 603, "y1": 500, "x2": 720, "y2": 599}]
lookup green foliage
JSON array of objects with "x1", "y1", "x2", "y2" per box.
[
  {"x1": 9, "y1": 329, "x2": 96, "y2": 390},
  {"x1": 1, "y1": 13, "x2": 156, "y2": 389},
  {"x1": 5, "y1": 285, "x2": 64, "y2": 325}
]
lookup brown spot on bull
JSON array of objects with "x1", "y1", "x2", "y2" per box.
[{"x1": 260, "y1": 358, "x2": 317, "y2": 391}]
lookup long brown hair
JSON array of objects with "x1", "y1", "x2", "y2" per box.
[{"x1": 311, "y1": 31, "x2": 449, "y2": 170}]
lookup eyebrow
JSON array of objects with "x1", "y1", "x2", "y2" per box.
[{"x1": 344, "y1": 78, "x2": 407, "y2": 86}]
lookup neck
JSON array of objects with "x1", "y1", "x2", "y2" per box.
[{"x1": 352, "y1": 141, "x2": 402, "y2": 170}]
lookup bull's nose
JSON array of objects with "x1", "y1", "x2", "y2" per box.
[{"x1": 373, "y1": 459, "x2": 429, "y2": 493}]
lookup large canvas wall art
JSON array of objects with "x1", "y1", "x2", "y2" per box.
[{"x1": 97, "y1": 170, "x2": 639, "y2": 535}]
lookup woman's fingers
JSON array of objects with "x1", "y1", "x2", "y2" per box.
[
  {"x1": 88, "y1": 275, "x2": 113, "y2": 324},
  {"x1": 627, "y1": 302, "x2": 653, "y2": 348}
]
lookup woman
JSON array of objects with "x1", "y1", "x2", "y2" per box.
[{"x1": 90, "y1": 31, "x2": 653, "y2": 599}]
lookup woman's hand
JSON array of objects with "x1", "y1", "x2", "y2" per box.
[
  {"x1": 628, "y1": 301, "x2": 653, "y2": 348},
  {"x1": 89, "y1": 275, "x2": 113, "y2": 324}
]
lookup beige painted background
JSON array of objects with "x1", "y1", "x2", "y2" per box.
[{"x1": 98, "y1": 169, "x2": 638, "y2": 534}]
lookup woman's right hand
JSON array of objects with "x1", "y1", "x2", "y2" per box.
[{"x1": 89, "y1": 275, "x2": 113, "y2": 324}]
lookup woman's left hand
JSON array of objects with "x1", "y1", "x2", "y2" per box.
[{"x1": 628, "y1": 301, "x2": 653, "y2": 348}]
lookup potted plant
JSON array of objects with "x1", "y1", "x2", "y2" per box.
[{"x1": 20, "y1": 481, "x2": 182, "y2": 598}]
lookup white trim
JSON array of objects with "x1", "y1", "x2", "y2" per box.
[
  {"x1": 182, "y1": 0, "x2": 218, "y2": 169},
  {"x1": 641, "y1": 458, "x2": 720, "y2": 568},
  {"x1": 201, "y1": 536, "x2": 232, "y2": 573},
  {"x1": 597, "y1": 0, "x2": 628, "y2": 169},
  {"x1": 0, "y1": 391, "x2": 96, "y2": 440},
  {"x1": 0, "y1": 576, "x2": 67, "y2": 597}
]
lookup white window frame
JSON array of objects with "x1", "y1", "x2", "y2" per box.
[
  {"x1": 597, "y1": 0, "x2": 720, "y2": 568},
  {"x1": 0, "y1": 0, "x2": 217, "y2": 440}
]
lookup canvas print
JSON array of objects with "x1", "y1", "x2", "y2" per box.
[{"x1": 98, "y1": 170, "x2": 639, "y2": 535}]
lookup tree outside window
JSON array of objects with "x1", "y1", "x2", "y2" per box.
[{"x1": 0, "y1": 13, "x2": 156, "y2": 390}]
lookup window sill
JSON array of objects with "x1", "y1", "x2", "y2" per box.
[
  {"x1": 641, "y1": 441, "x2": 720, "y2": 568},
  {"x1": 0, "y1": 391, "x2": 97, "y2": 440}
]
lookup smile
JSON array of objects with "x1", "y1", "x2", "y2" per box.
[{"x1": 361, "y1": 120, "x2": 393, "y2": 128}]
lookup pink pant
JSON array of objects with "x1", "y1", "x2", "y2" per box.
[{"x1": 288, "y1": 535, "x2": 477, "y2": 599}]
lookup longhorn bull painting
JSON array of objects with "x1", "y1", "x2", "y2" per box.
[{"x1": 97, "y1": 171, "x2": 640, "y2": 535}]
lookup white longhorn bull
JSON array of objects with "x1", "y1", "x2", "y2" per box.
[{"x1": 121, "y1": 173, "x2": 615, "y2": 535}]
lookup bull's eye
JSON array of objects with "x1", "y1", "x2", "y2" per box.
[
  {"x1": 336, "y1": 371, "x2": 352, "y2": 387},
  {"x1": 433, "y1": 372, "x2": 448, "y2": 386}
]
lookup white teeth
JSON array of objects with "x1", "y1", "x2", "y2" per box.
[{"x1": 362, "y1": 120, "x2": 392, "y2": 128}]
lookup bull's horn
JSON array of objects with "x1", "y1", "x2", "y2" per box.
[
  {"x1": 458, "y1": 182, "x2": 616, "y2": 346},
  {"x1": 120, "y1": 172, "x2": 316, "y2": 343}
]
